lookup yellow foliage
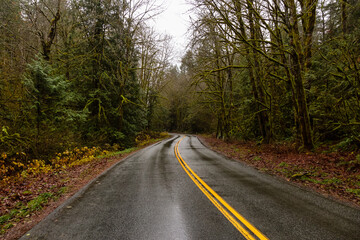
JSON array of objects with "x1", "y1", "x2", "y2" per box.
[
  {"x1": 160, "y1": 132, "x2": 170, "y2": 138},
  {"x1": 12, "y1": 161, "x2": 24, "y2": 168},
  {"x1": 26, "y1": 159, "x2": 52, "y2": 175},
  {"x1": 0, "y1": 163, "x2": 8, "y2": 175},
  {"x1": 0, "y1": 146, "x2": 105, "y2": 185},
  {"x1": 69, "y1": 156, "x2": 95, "y2": 167},
  {"x1": 135, "y1": 134, "x2": 150, "y2": 146},
  {"x1": 2, "y1": 175, "x2": 11, "y2": 184}
]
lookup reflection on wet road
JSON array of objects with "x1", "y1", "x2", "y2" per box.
[{"x1": 21, "y1": 135, "x2": 360, "y2": 240}]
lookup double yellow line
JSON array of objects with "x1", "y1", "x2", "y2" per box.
[{"x1": 174, "y1": 136, "x2": 269, "y2": 240}]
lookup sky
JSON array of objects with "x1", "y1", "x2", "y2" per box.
[{"x1": 150, "y1": 0, "x2": 193, "y2": 65}]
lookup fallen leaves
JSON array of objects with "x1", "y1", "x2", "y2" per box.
[{"x1": 199, "y1": 135, "x2": 360, "y2": 207}]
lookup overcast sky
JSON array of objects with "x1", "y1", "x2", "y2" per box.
[{"x1": 150, "y1": 0, "x2": 193, "y2": 65}]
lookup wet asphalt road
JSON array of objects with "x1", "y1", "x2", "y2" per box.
[{"x1": 21, "y1": 135, "x2": 360, "y2": 240}]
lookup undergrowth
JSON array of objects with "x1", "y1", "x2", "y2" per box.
[{"x1": 0, "y1": 132, "x2": 169, "y2": 236}]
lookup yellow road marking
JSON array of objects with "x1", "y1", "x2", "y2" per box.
[
  {"x1": 174, "y1": 136, "x2": 269, "y2": 240},
  {"x1": 174, "y1": 140, "x2": 255, "y2": 239}
]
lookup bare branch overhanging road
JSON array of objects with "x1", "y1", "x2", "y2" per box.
[{"x1": 21, "y1": 135, "x2": 360, "y2": 240}]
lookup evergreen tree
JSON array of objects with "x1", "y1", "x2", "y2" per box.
[{"x1": 24, "y1": 56, "x2": 85, "y2": 157}]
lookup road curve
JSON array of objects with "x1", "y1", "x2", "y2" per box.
[{"x1": 21, "y1": 135, "x2": 360, "y2": 240}]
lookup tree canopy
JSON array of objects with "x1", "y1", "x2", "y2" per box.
[
  {"x1": 0, "y1": 0, "x2": 359, "y2": 160},
  {"x1": 164, "y1": 0, "x2": 360, "y2": 151}
]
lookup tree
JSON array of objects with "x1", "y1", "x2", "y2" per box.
[
  {"x1": 21, "y1": 0, "x2": 63, "y2": 61},
  {"x1": 187, "y1": 0, "x2": 318, "y2": 149},
  {"x1": 0, "y1": 0, "x2": 29, "y2": 143},
  {"x1": 137, "y1": 26, "x2": 172, "y2": 129},
  {"x1": 24, "y1": 56, "x2": 83, "y2": 156}
]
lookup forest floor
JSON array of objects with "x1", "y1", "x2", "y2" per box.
[
  {"x1": 0, "y1": 136, "x2": 170, "y2": 240},
  {"x1": 198, "y1": 135, "x2": 360, "y2": 208}
]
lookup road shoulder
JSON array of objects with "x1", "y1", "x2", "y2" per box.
[{"x1": 197, "y1": 135, "x2": 360, "y2": 209}]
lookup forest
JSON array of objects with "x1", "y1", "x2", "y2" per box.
[
  {"x1": 0, "y1": 0, "x2": 360, "y2": 174},
  {"x1": 179, "y1": 0, "x2": 360, "y2": 151}
]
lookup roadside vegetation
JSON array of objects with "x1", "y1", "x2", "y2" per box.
[
  {"x1": 200, "y1": 135, "x2": 360, "y2": 206},
  {"x1": 0, "y1": 131, "x2": 169, "y2": 239}
]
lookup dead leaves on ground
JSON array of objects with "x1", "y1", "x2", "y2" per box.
[{"x1": 199, "y1": 135, "x2": 360, "y2": 206}]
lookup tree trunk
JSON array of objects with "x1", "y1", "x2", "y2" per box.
[
  {"x1": 288, "y1": 0, "x2": 314, "y2": 150},
  {"x1": 300, "y1": 0, "x2": 317, "y2": 69},
  {"x1": 247, "y1": 0, "x2": 271, "y2": 143},
  {"x1": 340, "y1": 0, "x2": 348, "y2": 34},
  {"x1": 40, "y1": 2, "x2": 61, "y2": 61}
]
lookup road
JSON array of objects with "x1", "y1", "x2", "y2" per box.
[{"x1": 21, "y1": 135, "x2": 360, "y2": 240}]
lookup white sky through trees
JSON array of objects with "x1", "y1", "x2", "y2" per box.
[{"x1": 151, "y1": 0, "x2": 192, "y2": 65}]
